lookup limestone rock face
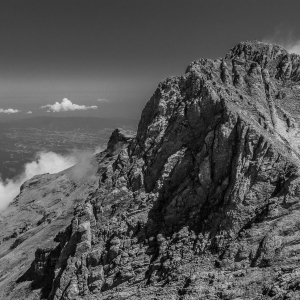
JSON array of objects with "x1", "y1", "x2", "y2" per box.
[{"x1": 2, "y1": 41, "x2": 300, "y2": 299}]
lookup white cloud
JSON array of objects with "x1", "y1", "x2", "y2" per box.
[
  {"x1": 0, "y1": 148, "x2": 101, "y2": 210},
  {"x1": 286, "y1": 41, "x2": 300, "y2": 55},
  {"x1": 263, "y1": 30, "x2": 300, "y2": 55},
  {"x1": 26, "y1": 111, "x2": 33, "y2": 114},
  {"x1": 40, "y1": 98, "x2": 98, "y2": 112},
  {"x1": 0, "y1": 151, "x2": 77, "y2": 210},
  {"x1": 97, "y1": 98, "x2": 110, "y2": 103},
  {"x1": 0, "y1": 108, "x2": 20, "y2": 114}
]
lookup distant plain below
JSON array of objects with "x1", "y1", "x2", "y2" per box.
[{"x1": 0, "y1": 116, "x2": 137, "y2": 181}]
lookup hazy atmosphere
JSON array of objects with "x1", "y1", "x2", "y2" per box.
[{"x1": 0, "y1": 0, "x2": 300, "y2": 120}]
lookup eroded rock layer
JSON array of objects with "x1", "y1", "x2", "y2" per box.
[{"x1": 2, "y1": 41, "x2": 300, "y2": 299}]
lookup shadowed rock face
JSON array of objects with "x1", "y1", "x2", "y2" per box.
[{"x1": 1, "y1": 41, "x2": 300, "y2": 299}]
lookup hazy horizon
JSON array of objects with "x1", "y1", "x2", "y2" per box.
[
  {"x1": 0, "y1": 0, "x2": 300, "y2": 120},
  {"x1": 0, "y1": 114, "x2": 140, "y2": 122}
]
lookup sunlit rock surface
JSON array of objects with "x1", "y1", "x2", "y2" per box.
[{"x1": 1, "y1": 41, "x2": 300, "y2": 299}]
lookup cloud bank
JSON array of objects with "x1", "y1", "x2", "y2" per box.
[
  {"x1": 0, "y1": 108, "x2": 20, "y2": 114},
  {"x1": 41, "y1": 98, "x2": 97, "y2": 112},
  {"x1": 26, "y1": 111, "x2": 33, "y2": 114},
  {"x1": 0, "y1": 144, "x2": 105, "y2": 211},
  {"x1": 0, "y1": 151, "x2": 76, "y2": 211}
]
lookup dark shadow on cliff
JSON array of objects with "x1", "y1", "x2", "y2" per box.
[
  {"x1": 16, "y1": 246, "x2": 61, "y2": 299},
  {"x1": 16, "y1": 225, "x2": 74, "y2": 300}
]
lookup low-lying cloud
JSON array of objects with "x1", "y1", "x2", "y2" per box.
[
  {"x1": 0, "y1": 152, "x2": 76, "y2": 211},
  {"x1": 26, "y1": 111, "x2": 33, "y2": 114},
  {"x1": 41, "y1": 98, "x2": 98, "y2": 112},
  {"x1": 0, "y1": 144, "x2": 106, "y2": 211},
  {"x1": 0, "y1": 108, "x2": 20, "y2": 114}
]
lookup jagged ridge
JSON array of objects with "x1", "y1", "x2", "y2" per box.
[{"x1": 1, "y1": 41, "x2": 300, "y2": 299}]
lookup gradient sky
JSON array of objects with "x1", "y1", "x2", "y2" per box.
[{"x1": 0, "y1": 0, "x2": 300, "y2": 119}]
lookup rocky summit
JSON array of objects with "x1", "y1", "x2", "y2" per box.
[{"x1": 1, "y1": 41, "x2": 300, "y2": 299}]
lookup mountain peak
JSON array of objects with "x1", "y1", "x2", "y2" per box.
[
  {"x1": 226, "y1": 40, "x2": 289, "y2": 61},
  {"x1": 2, "y1": 41, "x2": 300, "y2": 299}
]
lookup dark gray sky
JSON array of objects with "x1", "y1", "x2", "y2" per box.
[{"x1": 0, "y1": 0, "x2": 300, "y2": 119}]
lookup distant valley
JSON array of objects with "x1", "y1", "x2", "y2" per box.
[{"x1": 0, "y1": 116, "x2": 137, "y2": 180}]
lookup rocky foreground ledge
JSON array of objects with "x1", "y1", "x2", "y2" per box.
[{"x1": 1, "y1": 41, "x2": 300, "y2": 299}]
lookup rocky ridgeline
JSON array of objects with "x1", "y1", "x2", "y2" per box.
[{"x1": 1, "y1": 41, "x2": 300, "y2": 299}]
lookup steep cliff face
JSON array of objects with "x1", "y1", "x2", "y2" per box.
[{"x1": 1, "y1": 41, "x2": 300, "y2": 299}]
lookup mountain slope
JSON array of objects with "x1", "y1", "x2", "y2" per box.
[{"x1": 1, "y1": 41, "x2": 300, "y2": 299}]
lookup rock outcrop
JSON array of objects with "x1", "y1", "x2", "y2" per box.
[{"x1": 1, "y1": 41, "x2": 300, "y2": 299}]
